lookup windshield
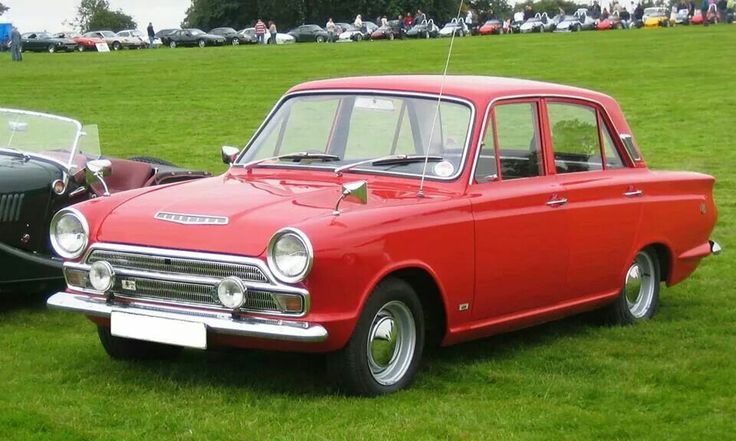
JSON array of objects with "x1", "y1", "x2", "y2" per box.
[
  {"x1": 190, "y1": 29, "x2": 205, "y2": 36},
  {"x1": 238, "y1": 93, "x2": 473, "y2": 180},
  {"x1": 0, "y1": 109, "x2": 100, "y2": 167}
]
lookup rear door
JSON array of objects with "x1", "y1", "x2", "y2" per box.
[
  {"x1": 470, "y1": 99, "x2": 570, "y2": 320},
  {"x1": 544, "y1": 99, "x2": 643, "y2": 299}
]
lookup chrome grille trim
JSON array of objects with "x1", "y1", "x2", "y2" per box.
[
  {"x1": 0, "y1": 193, "x2": 24, "y2": 222},
  {"x1": 65, "y1": 243, "x2": 308, "y2": 317}
]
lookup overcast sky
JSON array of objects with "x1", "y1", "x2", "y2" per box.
[{"x1": 2, "y1": 0, "x2": 191, "y2": 32}]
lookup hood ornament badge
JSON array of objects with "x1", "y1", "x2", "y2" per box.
[{"x1": 155, "y1": 212, "x2": 229, "y2": 225}]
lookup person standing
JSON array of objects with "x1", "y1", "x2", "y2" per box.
[
  {"x1": 403, "y1": 13, "x2": 414, "y2": 29},
  {"x1": 255, "y1": 19, "x2": 266, "y2": 44},
  {"x1": 268, "y1": 21, "x2": 277, "y2": 44},
  {"x1": 146, "y1": 22, "x2": 155, "y2": 48},
  {"x1": 326, "y1": 18, "x2": 336, "y2": 42},
  {"x1": 9, "y1": 26, "x2": 22, "y2": 62},
  {"x1": 354, "y1": 14, "x2": 363, "y2": 29}
]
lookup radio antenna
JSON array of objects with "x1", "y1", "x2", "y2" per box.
[{"x1": 418, "y1": 0, "x2": 465, "y2": 197}]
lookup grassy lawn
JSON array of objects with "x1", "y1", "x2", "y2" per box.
[{"x1": 1, "y1": 26, "x2": 735, "y2": 440}]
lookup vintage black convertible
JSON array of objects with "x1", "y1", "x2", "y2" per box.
[
  {"x1": 21, "y1": 32, "x2": 78, "y2": 53},
  {"x1": 0, "y1": 109, "x2": 210, "y2": 294}
]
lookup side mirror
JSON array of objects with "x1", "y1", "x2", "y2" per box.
[
  {"x1": 333, "y1": 180, "x2": 368, "y2": 216},
  {"x1": 221, "y1": 145, "x2": 240, "y2": 164},
  {"x1": 85, "y1": 159, "x2": 113, "y2": 196}
]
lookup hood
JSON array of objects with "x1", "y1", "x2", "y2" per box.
[
  {"x1": 0, "y1": 154, "x2": 60, "y2": 193},
  {"x1": 95, "y1": 171, "x2": 457, "y2": 258}
]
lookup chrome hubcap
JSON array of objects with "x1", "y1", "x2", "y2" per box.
[
  {"x1": 366, "y1": 301, "x2": 415, "y2": 386},
  {"x1": 624, "y1": 252, "x2": 655, "y2": 318}
]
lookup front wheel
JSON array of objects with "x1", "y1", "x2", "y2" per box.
[
  {"x1": 232, "y1": 38, "x2": 240, "y2": 46},
  {"x1": 48, "y1": 45, "x2": 56, "y2": 53},
  {"x1": 316, "y1": 35, "x2": 325, "y2": 43},
  {"x1": 112, "y1": 41, "x2": 121, "y2": 51},
  {"x1": 169, "y1": 40, "x2": 177, "y2": 48},
  {"x1": 327, "y1": 278, "x2": 425, "y2": 396},
  {"x1": 198, "y1": 39, "x2": 206, "y2": 48},
  {"x1": 97, "y1": 326, "x2": 183, "y2": 360},
  {"x1": 605, "y1": 248, "x2": 661, "y2": 325}
]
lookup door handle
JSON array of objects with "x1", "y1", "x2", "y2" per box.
[
  {"x1": 546, "y1": 197, "x2": 568, "y2": 207},
  {"x1": 624, "y1": 189, "x2": 643, "y2": 197}
]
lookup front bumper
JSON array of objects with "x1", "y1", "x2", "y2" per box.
[{"x1": 47, "y1": 292, "x2": 328, "y2": 343}]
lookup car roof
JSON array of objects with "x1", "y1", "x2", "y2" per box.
[{"x1": 288, "y1": 75, "x2": 615, "y2": 104}]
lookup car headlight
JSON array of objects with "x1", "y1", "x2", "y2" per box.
[
  {"x1": 267, "y1": 228, "x2": 313, "y2": 284},
  {"x1": 49, "y1": 208, "x2": 89, "y2": 259}
]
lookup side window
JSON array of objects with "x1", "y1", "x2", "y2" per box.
[
  {"x1": 477, "y1": 102, "x2": 542, "y2": 182},
  {"x1": 601, "y1": 124, "x2": 625, "y2": 169},
  {"x1": 548, "y1": 103, "x2": 602, "y2": 173}
]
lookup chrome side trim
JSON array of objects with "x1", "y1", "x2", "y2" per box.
[
  {"x1": 235, "y1": 89, "x2": 477, "y2": 183},
  {"x1": 468, "y1": 93, "x2": 632, "y2": 187},
  {"x1": 47, "y1": 292, "x2": 328, "y2": 343}
]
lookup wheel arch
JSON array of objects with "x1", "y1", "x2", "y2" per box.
[{"x1": 638, "y1": 242, "x2": 672, "y2": 283}]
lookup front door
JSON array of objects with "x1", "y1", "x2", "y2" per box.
[{"x1": 470, "y1": 100, "x2": 570, "y2": 320}]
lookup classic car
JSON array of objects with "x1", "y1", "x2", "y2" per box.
[
  {"x1": 337, "y1": 22, "x2": 378, "y2": 42},
  {"x1": 370, "y1": 20, "x2": 404, "y2": 40},
  {"x1": 478, "y1": 19, "x2": 503, "y2": 35},
  {"x1": 46, "y1": 76, "x2": 720, "y2": 396},
  {"x1": 596, "y1": 13, "x2": 624, "y2": 30},
  {"x1": 406, "y1": 19, "x2": 440, "y2": 38},
  {"x1": 519, "y1": 13, "x2": 556, "y2": 33},
  {"x1": 167, "y1": 29, "x2": 226, "y2": 48},
  {"x1": 209, "y1": 27, "x2": 248, "y2": 45},
  {"x1": 569, "y1": 9, "x2": 598, "y2": 30},
  {"x1": 20, "y1": 32, "x2": 78, "y2": 53},
  {"x1": 83, "y1": 31, "x2": 139, "y2": 51},
  {"x1": 438, "y1": 18, "x2": 469, "y2": 37},
  {"x1": 288, "y1": 24, "x2": 330, "y2": 43},
  {"x1": 52, "y1": 32, "x2": 105, "y2": 51},
  {"x1": 554, "y1": 15, "x2": 584, "y2": 31},
  {"x1": 675, "y1": 9, "x2": 691, "y2": 25},
  {"x1": 239, "y1": 28, "x2": 295, "y2": 45},
  {"x1": 155, "y1": 28, "x2": 179, "y2": 45},
  {"x1": 117, "y1": 29, "x2": 161, "y2": 48},
  {"x1": 0, "y1": 108, "x2": 210, "y2": 295},
  {"x1": 643, "y1": 7, "x2": 671, "y2": 27}
]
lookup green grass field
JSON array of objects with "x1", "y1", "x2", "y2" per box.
[{"x1": 1, "y1": 27, "x2": 735, "y2": 440}]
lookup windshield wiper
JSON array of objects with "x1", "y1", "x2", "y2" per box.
[
  {"x1": 335, "y1": 154, "x2": 443, "y2": 176},
  {"x1": 0, "y1": 147, "x2": 31, "y2": 161},
  {"x1": 236, "y1": 151, "x2": 340, "y2": 170}
]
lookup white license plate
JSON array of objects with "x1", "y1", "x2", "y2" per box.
[{"x1": 111, "y1": 312, "x2": 207, "y2": 349}]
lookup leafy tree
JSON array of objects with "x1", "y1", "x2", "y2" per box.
[
  {"x1": 0, "y1": 2, "x2": 8, "y2": 16},
  {"x1": 74, "y1": 0, "x2": 137, "y2": 32}
]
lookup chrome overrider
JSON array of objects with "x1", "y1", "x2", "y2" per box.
[{"x1": 46, "y1": 242, "x2": 328, "y2": 343}]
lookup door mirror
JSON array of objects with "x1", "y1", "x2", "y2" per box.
[
  {"x1": 221, "y1": 145, "x2": 240, "y2": 164},
  {"x1": 333, "y1": 180, "x2": 368, "y2": 215},
  {"x1": 85, "y1": 159, "x2": 113, "y2": 196}
]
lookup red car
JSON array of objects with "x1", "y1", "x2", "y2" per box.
[
  {"x1": 47, "y1": 76, "x2": 720, "y2": 396},
  {"x1": 596, "y1": 15, "x2": 624, "y2": 30},
  {"x1": 53, "y1": 32, "x2": 105, "y2": 51},
  {"x1": 479, "y1": 19, "x2": 503, "y2": 34}
]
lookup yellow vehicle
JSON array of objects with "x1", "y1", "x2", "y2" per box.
[{"x1": 643, "y1": 7, "x2": 671, "y2": 27}]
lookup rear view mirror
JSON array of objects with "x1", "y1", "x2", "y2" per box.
[
  {"x1": 221, "y1": 145, "x2": 240, "y2": 164},
  {"x1": 86, "y1": 159, "x2": 113, "y2": 196}
]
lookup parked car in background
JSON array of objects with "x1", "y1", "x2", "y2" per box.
[
  {"x1": 288, "y1": 24, "x2": 330, "y2": 43},
  {"x1": 675, "y1": 9, "x2": 691, "y2": 25},
  {"x1": 155, "y1": 29, "x2": 179, "y2": 45},
  {"x1": 438, "y1": 18, "x2": 469, "y2": 37},
  {"x1": 21, "y1": 32, "x2": 77, "y2": 53},
  {"x1": 118, "y1": 29, "x2": 160, "y2": 48},
  {"x1": 519, "y1": 13, "x2": 556, "y2": 33},
  {"x1": 83, "y1": 31, "x2": 134, "y2": 51},
  {"x1": 337, "y1": 21, "x2": 378, "y2": 42},
  {"x1": 479, "y1": 19, "x2": 503, "y2": 35},
  {"x1": 239, "y1": 28, "x2": 295, "y2": 44},
  {"x1": 643, "y1": 7, "x2": 671, "y2": 27},
  {"x1": 596, "y1": 13, "x2": 625, "y2": 30},
  {"x1": 209, "y1": 27, "x2": 248, "y2": 45},
  {"x1": 52, "y1": 32, "x2": 104, "y2": 52},
  {"x1": 370, "y1": 20, "x2": 403, "y2": 40},
  {"x1": 167, "y1": 29, "x2": 226, "y2": 48},
  {"x1": 46, "y1": 75, "x2": 720, "y2": 396},
  {"x1": 0, "y1": 108, "x2": 210, "y2": 295},
  {"x1": 406, "y1": 19, "x2": 440, "y2": 38},
  {"x1": 555, "y1": 15, "x2": 584, "y2": 31}
]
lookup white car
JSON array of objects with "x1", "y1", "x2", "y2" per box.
[
  {"x1": 118, "y1": 29, "x2": 162, "y2": 48},
  {"x1": 438, "y1": 18, "x2": 469, "y2": 37},
  {"x1": 519, "y1": 13, "x2": 556, "y2": 33},
  {"x1": 337, "y1": 22, "x2": 377, "y2": 42},
  {"x1": 83, "y1": 30, "x2": 143, "y2": 50},
  {"x1": 239, "y1": 28, "x2": 295, "y2": 45}
]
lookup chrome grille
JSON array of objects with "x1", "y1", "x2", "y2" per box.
[
  {"x1": 117, "y1": 278, "x2": 216, "y2": 305},
  {"x1": 0, "y1": 193, "x2": 24, "y2": 222},
  {"x1": 87, "y1": 249, "x2": 268, "y2": 283}
]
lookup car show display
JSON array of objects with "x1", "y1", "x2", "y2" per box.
[
  {"x1": 44, "y1": 75, "x2": 720, "y2": 396},
  {"x1": 0, "y1": 109, "x2": 210, "y2": 294},
  {"x1": 166, "y1": 28, "x2": 227, "y2": 48},
  {"x1": 20, "y1": 32, "x2": 78, "y2": 53}
]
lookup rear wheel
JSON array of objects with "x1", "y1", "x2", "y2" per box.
[
  {"x1": 316, "y1": 35, "x2": 326, "y2": 43},
  {"x1": 97, "y1": 326, "x2": 183, "y2": 360},
  {"x1": 77, "y1": 45, "x2": 85, "y2": 52},
  {"x1": 48, "y1": 45, "x2": 56, "y2": 53},
  {"x1": 327, "y1": 278, "x2": 425, "y2": 396},
  {"x1": 112, "y1": 41, "x2": 121, "y2": 51},
  {"x1": 198, "y1": 39, "x2": 206, "y2": 48},
  {"x1": 169, "y1": 40, "x2": 177, "y2": 48},
  {"x1": 232, "y1": 38, "x2": 240, "y2": 46},
  {"x1": 605, "y1": 248, "x2": 661, "y2": 325}
]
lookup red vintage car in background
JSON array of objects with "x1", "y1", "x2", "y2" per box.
[
  {"x1": 52, "y1": 32, "x2": 105, "y2": 51},
  {"x1": 47, "y1": 76, "x2": 720, "y2": 396},
  {"x1": 479, "y1": 19, "x2": 503, "y2": 34}
]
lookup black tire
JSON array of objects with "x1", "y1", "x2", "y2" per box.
[
  {"x1": 128, "y1": 155, "x2": 177, "y2": 167},
  {"x1": 327, "y1": 277, "x2": 425, "y2": 396},
  {"x1": 169, "y1": 40, "x2": 177, "y2": 48},
  {"x1": 604, "y1": 248, "x2": 661, "y2": 325},
  {"x1": 112, "y1": 41, "x2": 121, "y2": 51},
  {"x1": 97, "y1": 326, "x2": 183, "y2": 360}
]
